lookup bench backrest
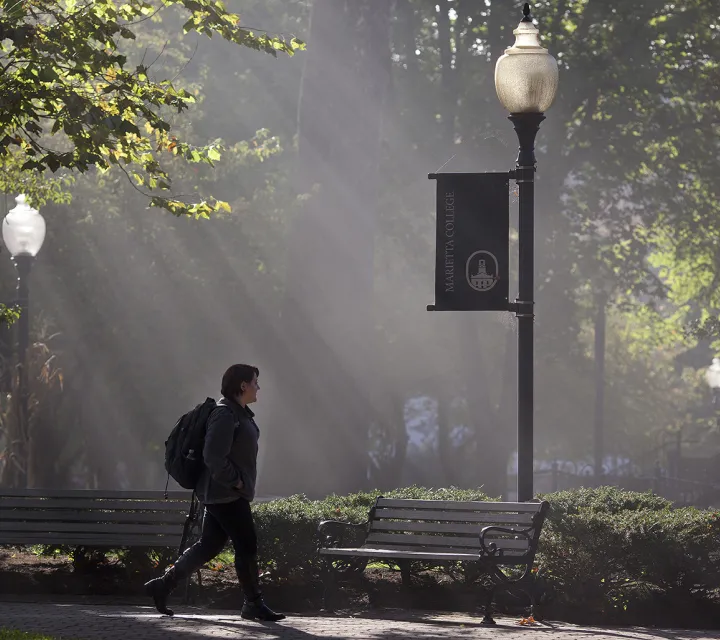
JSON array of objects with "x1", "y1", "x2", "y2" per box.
[
  {"x1": 364, "y1": 498, "x2": 548, "y2": 559},
  {"x1": 0, "y1": 489, "x2": 193, "y2": 548}
]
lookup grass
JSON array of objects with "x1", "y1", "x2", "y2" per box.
[
  {"x1": 213, "y1": 549, "x2": 235, "y2": 566},
  {"x1": 0, "y1": 631, "x2": 63, "y2": 640},
  {"x1": 203, "y1": 549, "x2": 235, "y2": 571}
]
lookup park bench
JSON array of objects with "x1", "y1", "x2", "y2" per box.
[
  {"x1": 317, "y1": 497, "x2": 549, "y2": 624},
  {"x1": 0, "y1": 489, "x2": 201, "y2": 600}
]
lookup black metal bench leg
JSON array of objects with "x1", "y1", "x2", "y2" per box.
[
  {"x1": 482, "y1": 584, "x2": 498, "y2": 625},
  {"x1": 321, "y1": 559, "x2": 336, "y2": 612},
  {"x1": 399, "y1": 561, "x2": 411, "y2": 587},
  {"x1": 523, "y1": 576, "x2": 542, "y2": 620},
  {"x1": 530, "y1": 593, "x2": 542, "y2": 621}
]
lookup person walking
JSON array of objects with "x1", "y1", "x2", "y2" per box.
[{"x1": 145, "y1": 364, "x2": 285, "y2": 621}]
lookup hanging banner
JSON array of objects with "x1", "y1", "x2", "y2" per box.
[{"x1": 428, "y1": 172, "x2": 510, "y2": 311}]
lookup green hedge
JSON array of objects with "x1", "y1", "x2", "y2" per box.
[
  {"x1": 13, "y1": 485, "x2": 720, "y2": 624},
  {"x1": 538, "y1": 487, "x2": 720, "y2": 622},
  {"x1": 252, "y1": 485, "x2": 720, "y2": 624}
]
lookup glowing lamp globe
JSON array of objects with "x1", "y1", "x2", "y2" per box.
[
  {"x1": 706, "y1": 358, "x2": 720, "y2": 391},
  {"x1": 2, "y1": 194, "x2": 46, "y2": 257},
  {"x1": 495, "y1": 3, "x2": 559, "y2": 114}
]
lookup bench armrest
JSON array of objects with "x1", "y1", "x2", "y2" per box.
[
  {"x1": 317, "y1": 520, "x2": 369, "y2": 549},
  {"x1": 479, "y1": 525, "x2": 532, "y2": 558}
]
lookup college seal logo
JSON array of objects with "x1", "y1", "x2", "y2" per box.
[{"x1": 466, "y1": 251, "x2": 499, "y2": 292}]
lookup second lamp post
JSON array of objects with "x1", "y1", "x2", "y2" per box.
[
  {"x1": 2, "y1": 194, "x2": 46, "y2": 488},
  {"x1": 495, "y1": 4, "x2": 559, "y2": 501}
]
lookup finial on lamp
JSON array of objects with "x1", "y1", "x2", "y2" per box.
[{"x1": 522, "y1": 3, "x2": 532, "y2": 22}]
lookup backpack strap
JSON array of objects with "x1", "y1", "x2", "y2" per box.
[{"x1": 178, "y1": 491, "x2": 200, "y2": 560}]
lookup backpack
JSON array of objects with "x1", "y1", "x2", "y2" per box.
[{"x1": 164, "y1": 397, "x2": 217, "y2": 491}]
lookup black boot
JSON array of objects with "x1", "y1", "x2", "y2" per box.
[
  {"x1": 241, "y1": 597, "x2": 286, "y2": 622},
  {"x1": 145, "y1": 539, "x2": 213, "y2": 616},
  {"x1": 236, "y1": 555, "x2": 285, "y2": 622},
  {"x1": 144, "y1": 565, "x2": 180, "y2": 616}
]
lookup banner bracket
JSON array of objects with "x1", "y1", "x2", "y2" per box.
[
  {"x1": 429, "y1": 172, "x2": 513, "y2": 181},
  {"x1": 508, "y1": 299, "x2": 535, "y2": 317}
]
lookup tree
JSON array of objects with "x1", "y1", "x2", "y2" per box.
[
  {"x1": 0, "y1": 1, "x2": 305, "y2": 488},
  {"x1": 0, "y1": 0, "x2": 302, "y2": 216}
]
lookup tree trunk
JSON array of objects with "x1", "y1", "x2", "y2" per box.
[
  {"x1": 436, "y1": 1, "x2": 456, "y2": 141},
  {"x1": 368, "y1": 390, "x2": 409, "y2": 490},
  {"x1": 396, "y1": 0, "x2": 419, "y2": 76}
]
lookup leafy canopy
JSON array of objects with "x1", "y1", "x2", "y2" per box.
[{"x1": 0, "y1": 0, "x2": 302, "y2": 217}]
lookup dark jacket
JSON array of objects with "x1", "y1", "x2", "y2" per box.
[{"x1": 196, "y1": 397, "x2": 259, "y2": 504}]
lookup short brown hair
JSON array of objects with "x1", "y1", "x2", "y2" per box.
[{"x1": 221, "y1": 364, "x2": 259, "y2": 399}]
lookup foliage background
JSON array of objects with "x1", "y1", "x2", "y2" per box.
[{"x1": 0, "y1": 0, "x2": 718, "y2": 496}]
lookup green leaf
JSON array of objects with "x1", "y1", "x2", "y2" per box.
[
  {"x1": 46, "y1": 156, "x2": 61, "y2": 173},
  {"x1": 37, "y1": 67, "x2": 59, "y2": 83}
]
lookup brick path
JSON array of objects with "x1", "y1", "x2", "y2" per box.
[{"x1": 1, "y1": 602, "x2": 719, "y2": 640}]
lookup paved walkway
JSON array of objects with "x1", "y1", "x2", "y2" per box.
[{"x1": 1, "y1": 602, "x2": 720, "y2": 640}]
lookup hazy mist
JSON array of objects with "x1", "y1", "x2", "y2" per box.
[{"x1": 1, "y1": 0, "x2": 717, "y2": 503}]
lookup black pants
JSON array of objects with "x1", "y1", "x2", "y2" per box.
[{"x1": 174, "y1": 498, "x2": 260, "y2": 600}]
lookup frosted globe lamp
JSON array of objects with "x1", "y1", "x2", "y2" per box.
[
  {"x1": 494, "y1": 3, "x2": 559, "y2": 114},
  {"x1": 706, "y1": 358, "x2": 720, "y2": 392},
  {"x1": 2, "y1": 194, "x2": 46, "y2": 257}
]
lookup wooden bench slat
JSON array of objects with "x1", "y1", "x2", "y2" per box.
[
  {"x1": 320, "y1": 547, "x2": 527, "y2": 562},
  {"x1": 320, "y1": 547, "x2": 479, "y2": 561},
  {"x1": 363, "y1": 540, "x2": 531, "y2": 553},
  {"x1": 0, "y1": 534, "x2": 183, "y2": 547},
  {"x1": 361, "y1": 543, "x2": 529, "y2": 556},
  {"x1": 366, "y1": 532, "x2": 479, "y2": 549},
  {"x1": 0, "y1": 510, "x2": 188, "y2": 524},
  {"x1": 0, "y1": 498, "x2": 190, "y2": 511},
  {"x1": 376, "y1": 499, "x2": 544, "y2": 513},
  {"x1": 373, "y1": 509, "x2": 535, "y2": 524},
  {"x1": 1, "y1": 522, "x2": 183, "y2": 535},
  {"x1": 0, "y1": 490, "x2": 192, "y2": 500},
  {"x1": 370, "y1": 520, "x2": 533, "y2": 534},
  {"x1": 365, "y1": 532, "x2": 530, "y2": 550}
]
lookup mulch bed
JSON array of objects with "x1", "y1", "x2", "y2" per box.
[
  {"x1": 0, "y1": 548, "x2": 486, "y2": 614},
  {"x1": 3, "y1": 547, "x2": 720, "y2": 628}
]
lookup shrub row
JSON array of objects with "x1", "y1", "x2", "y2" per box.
[
  {"x1": 13, "y1": 486, "x2": 720, "y2": 625},
  {"x1": 537, "y1": 487, "x2": 720, "y2": 623}
]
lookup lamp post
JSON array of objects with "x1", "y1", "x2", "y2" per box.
[
  {"x1": 495, "y1": 3, "x2": 558, "y2": 502},
  {"x1": 593, "y1": 289, "x2": 607, "y2": 486},
  {"x1": 2, "y1": 194, "x2": 46, "y2": 488}
]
